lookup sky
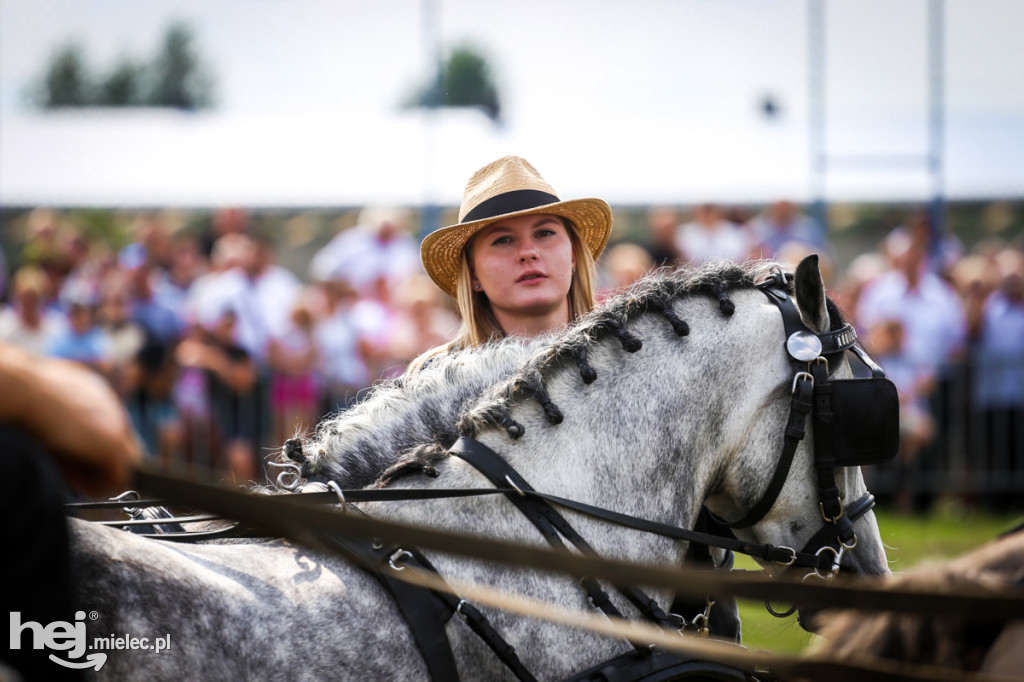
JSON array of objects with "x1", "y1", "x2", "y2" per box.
[{"x1": 1, "y1": 0, "x2": 1023, "y2": 207}]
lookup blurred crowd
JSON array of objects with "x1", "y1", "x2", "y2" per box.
[
  {"x1": 606, "y1": 201, "x2": 1024, "y2": 512},
  {"x1": 0, "y1": 207, "x2": 460, "y2": 483},
  {"x1": 2, "y1": 201, "x2": 1022, "y2": 508}
]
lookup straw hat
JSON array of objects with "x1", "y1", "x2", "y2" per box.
[{"x1": 420, "y1": 156, "x2": 612, "y2": 298}]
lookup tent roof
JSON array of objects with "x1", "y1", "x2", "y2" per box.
[{"x1": 2, "y1": 108, "x2": 1022, "y2": 209}]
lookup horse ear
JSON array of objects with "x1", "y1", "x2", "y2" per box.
[{"x1": 794, "y1": 254, "x2": 830, "y2": 333}]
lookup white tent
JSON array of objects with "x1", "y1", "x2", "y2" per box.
[{"x1": 2, "y1": 107, "x2": 1022, "y2": 209}]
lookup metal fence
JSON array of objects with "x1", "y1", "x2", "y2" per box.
[{"x1": 864, "y1": 354, "x2": 1024, "y2": 511}]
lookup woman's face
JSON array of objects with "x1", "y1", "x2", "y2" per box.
[{"x1": 468, "y1": 213, "x2": 576, "y2": 333}]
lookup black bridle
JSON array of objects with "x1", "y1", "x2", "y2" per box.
[{"x1": 705, "y1": 277, "x2": 899, "y2": 579}]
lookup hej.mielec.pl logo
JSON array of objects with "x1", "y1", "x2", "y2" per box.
[{"x1": 10, "y1": 610, "x2": 172, "y2": 671}]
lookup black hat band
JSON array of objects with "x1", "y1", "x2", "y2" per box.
[{"x1": 461, "y1": 189, "x2": 560, "y2": 224}]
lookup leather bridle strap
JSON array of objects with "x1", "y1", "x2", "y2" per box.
[
  {"x1": 711, "y1": 375, "x2": 814, "y2": 530},
  {"x1": 796, "y1": 493, "x2": 875, "y2": 564},
  {"x1": 810, "y1": 359, "x2": 853, "y2": 542},
  {"x1": 450, "y1": 436, "x2": 841, "y2": 574}
]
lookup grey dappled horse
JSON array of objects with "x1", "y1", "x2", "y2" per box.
[{"x1": 70, "y1": 258, "x2": 890, "y2": 680}]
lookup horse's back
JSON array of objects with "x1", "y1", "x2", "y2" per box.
[{"x1": 69, "y1": 519, "x2": 430, "y2": 680}]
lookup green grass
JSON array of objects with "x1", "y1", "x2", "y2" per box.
[{"x1": 732, "y1": 506, "x2": 1024, "y2": 654}]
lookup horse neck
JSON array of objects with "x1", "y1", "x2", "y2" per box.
[
  {"x1": 467, "y1": 288, "x2": 786, "y2": 530},
  {"x1": 307, "y1": 340, "x2": 535, "y2": 487}
]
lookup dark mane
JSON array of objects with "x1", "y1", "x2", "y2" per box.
[{"x1": 457, "y1": 259, "x2": 792, "y2": 438}]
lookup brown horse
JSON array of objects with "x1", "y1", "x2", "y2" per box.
[{"x1": 814, "y1": 525, "x2": 1024, "y2": 677}]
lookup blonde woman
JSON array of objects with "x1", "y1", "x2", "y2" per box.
[{"x1": 414, "y1": 156, "x2": 612, "y2": 368}]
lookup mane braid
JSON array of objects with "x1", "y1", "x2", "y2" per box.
[
  {"x1": 458, "y1": 260, "x2": 781, "y2": 439},
  {"x1": 572, "y1": 345, "x2": 598, "y2": 384}
]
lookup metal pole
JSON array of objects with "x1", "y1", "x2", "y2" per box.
[
  {"x1": 927, "y1": 0, "x2": 946, "y2": 249},
  {"x1": 421, "y1": 0, "x2": 442, "y2": 240},
  {"x1": 807, "y1": 0, "x2": 827, "y2": 231}
]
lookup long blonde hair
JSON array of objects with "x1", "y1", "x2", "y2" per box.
[{"x1": 409, "y1": 219, "x2": 597, "y2": 369}]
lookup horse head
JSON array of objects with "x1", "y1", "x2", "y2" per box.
[{"x1": 703, "y1": 254, "x2": 891, "y2": 586}]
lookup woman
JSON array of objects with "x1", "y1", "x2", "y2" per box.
[{"x1": 415, "y1": 155, "x2": 612, "y2": 367}]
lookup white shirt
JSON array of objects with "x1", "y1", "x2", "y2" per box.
[
  {"x1": 676, "y1": 220, "x2": 752, "y2": 264},
  {"x1": 856, "y1": 270, "x2": 966, "y2": 379}
]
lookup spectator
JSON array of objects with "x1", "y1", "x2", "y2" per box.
[
  {"x1": 598, "y1": 242, "x2": 654, "y2": 301},
  {"x1": 242, "y1": 232, "x2": 302, "y2": 361},
  {"x1": 314, "y1": 276, "x2": 371, "y2": 414},
  {"x1": 186, "y1": 232, "x2": 251, "y2": 336},
  {"x1": 387, "y1": 274, "x2": 460, "y2": 367},
  {"x1": 858, "y1": 230, "x2": 967, "y2": 378},
  {"x1": 45, "y1": 284, "x2": 111, "y2": 375},
  {"x1": 122, "y1": 332, "x2": 182, "y2": 465},
  {"x1": 351, "y1": 274, "x2": 403, "y2": 380},
  {"x1": 856, "y1": 228, "x2": 967, "y2": 511},
  {"x1": 748, "y1": 200, "x2": 830, "y2": 260},
  {"x1": 267, "y1": 292, "x2": 321, "y2": 445},
  {"x1": 643, "y1": 206, "x2": 683, "y2": 267},
  {"x1": 95, "y1": 272, "x2": 146, "y2": 396},
  {"x1": 889, "y1": 208, "x2": 963, "y2": 277},
  {"x1": 120, "y1": 243, "x2": 183, "y2": 347},
  {"x1": 154, "y1": 232, "x2": 207, "y2": 321},
  {"x1": 176, "y1": 307, "x2": 258, "y2": 481},
  {"x1": 969, "y1": 244, "x2": 1024, "y2": 510},
  {"x1": 676, "y1": 203, "x2": 753, "y2": 265},
  {"x1": 833, "y1": 252, "x2": 888, "y2": 326},
  {"x1": 309, "y1": 206, "x2": 421, "y2": 296},
  {"x1": 776, "y1": 241, "x2": 835, "y2": 288},
  {"x1": 0, "y1": 266, "x2": 66, "y2": 355}
]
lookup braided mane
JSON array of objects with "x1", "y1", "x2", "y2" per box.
[
  {"x1": 289, "y1": 259, "x2": 814, "y2": 488},
  {"x1": 457, "y1": 259, "x2": 791, "y2": 439}
]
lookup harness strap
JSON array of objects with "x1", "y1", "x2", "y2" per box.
[
  {"x1": 314, "y1": 527, "x2": 460, "y2": 682},
  {"x1": 449, "y1": 438, "x2": 631, "y2": 628},
  {"x1": 563, "y1": 649, "x2": 750, "y2": 682},
  {"x1": 411, "y1": 553, "x2": 539, "y2": 682},
  {"x1": 451, "y1": 436, "x2": 674, "y2": 645},
  {"x1": 670, "y1": 509, "x2": 742, "y2": 642},
  {"x1": 289, "y1": 476, "x2": 842, "y2": 572}
]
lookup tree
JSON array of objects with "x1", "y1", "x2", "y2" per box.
[
  {"x1": 147, "y1": 22, "x2": 214, "y2": 110},
  {"x1": 30, "y1": 22, "x2": 215, "y2": 111},
  {"x1": 97, "y1": 57, "x2": 144, "y2": 107},
  {"x1": 407, "y1": 44, "x2": 502, "y2": 123},
  {"x1": 37, "y1": 44, "x2": 91, "y2": 108}
]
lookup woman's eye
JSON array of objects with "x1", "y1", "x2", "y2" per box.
[
  {"x1": 490, "y1": 236, "x2": 512, "y2": 246},
  {"x1": 536, "y1": 229, "x2": 556, "y2": 238}
]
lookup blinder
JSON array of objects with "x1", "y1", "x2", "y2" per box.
[
  {"x1": 762, "y1": 276, "x2": 900, "y2": 469},
  {"x1": 828, "y1": 367, "x2": 900, "y2": 467}
]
